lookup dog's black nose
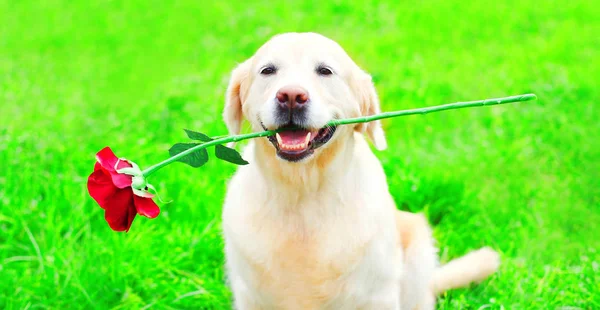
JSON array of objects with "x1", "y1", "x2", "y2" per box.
[{"x1": 276, "y1": 85, "x2": 309, "y2": 110}]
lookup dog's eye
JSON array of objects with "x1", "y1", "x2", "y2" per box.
[
  {"x1": 316, "y1": 66, "x2": 333, "y2": 76},
  {"x1": 260, "y1": 66, "x2": 277, "y2": 75}
]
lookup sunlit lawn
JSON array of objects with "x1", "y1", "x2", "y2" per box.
[{"x1": 1, "y1": 1, "x2": 598, "y2": 308}]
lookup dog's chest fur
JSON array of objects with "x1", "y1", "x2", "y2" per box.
[{"x1": 223, "y1": 141, "x2": 401, "y2": 309}]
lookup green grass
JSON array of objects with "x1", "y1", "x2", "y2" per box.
[{"x1": 1, "y1": 0, "x2": 598, "y2": 309}]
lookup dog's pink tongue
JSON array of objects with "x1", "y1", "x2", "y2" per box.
[{"x1": 278, "y1": 130, "x2": 309, "y2": 145}]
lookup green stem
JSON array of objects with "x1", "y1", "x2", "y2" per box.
[
  {"x1": 142, "y1": 93, "x2": 537, "y2": 177},
  {"x1": 328, "y1": 93, "x2": 537, "y2": 126}
]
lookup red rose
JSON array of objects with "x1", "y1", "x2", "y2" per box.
[{"x1": 87, "y1": 147, "x2": 160, "y2": 232}]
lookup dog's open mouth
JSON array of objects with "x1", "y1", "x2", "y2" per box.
[{"x1": 263, "y1": 124, "x2": 337, "y2": 162}]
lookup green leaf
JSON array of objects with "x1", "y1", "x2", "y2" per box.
[
  {"x1": 184, "y1": 129, "x2": 212, "y2": 142},
  {"x1": 168, "y1": 143, "x2": 209, "y2": 168},
  {"x1": 215, "y1": 145, "x2": 249, "y2": 165}
]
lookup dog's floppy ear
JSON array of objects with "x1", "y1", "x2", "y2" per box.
[
  {"x1": 223, "y1": 58, "x2": 252, "y2": 140},
  {"x1": 353, "y1": 70, "x2": 387, "y2": 151}
]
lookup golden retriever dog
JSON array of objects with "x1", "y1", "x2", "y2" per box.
[{"x1": 222, "y1": 32, "x2": 500, "y2": 310}]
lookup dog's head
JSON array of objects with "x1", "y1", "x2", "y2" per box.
[{"x1": 223, "y1": 32, "x2": 386, "y2": 163}]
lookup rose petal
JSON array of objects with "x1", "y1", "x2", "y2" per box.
[
  {"x1": 134, "y1": 195, "x2": 160, "y2": 218},
  {"x1": 109, "y1": 172, "x2": 133, "y2": 189},
  {"x1": 95, "y1": 147, "x2": 133, "y2": 189},
  {"x1": 96, "y1": 147, "x2": 120, "y2": 172},
  {"x1": 87, "y1": 169, "x2": 117, "y2": 208},
  {"x1": 124, "y1": 203, "x2": 137, "y2": 232},
  {"x1": 116, "y1": 159, "x2": 132, "y2": 171},
  {"x1": 103, "y1": 188, "x2": 137, "y2": 232}
]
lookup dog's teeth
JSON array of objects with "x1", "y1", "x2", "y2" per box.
[
  {"x1": 278, "y1": 140, "x2": 309, "y2": 151},
  {"x1": 305, "y1": 132, "x2": 311, "y2": 144},
  {"x1": 276, "y1": 133, "x2": 283, "y2": 145}
]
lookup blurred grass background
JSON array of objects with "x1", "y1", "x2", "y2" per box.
[{"x1": 1, "y1": 0, "x2": 599, "y2": 309}]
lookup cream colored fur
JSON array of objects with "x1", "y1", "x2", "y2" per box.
[{"x1": 222, "y1": 32, "x2": 500, "y2": 310}]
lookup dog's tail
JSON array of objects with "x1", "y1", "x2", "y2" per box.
[{"x1": 432, "y1": 247, "x2": 500, "y2": 295}]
